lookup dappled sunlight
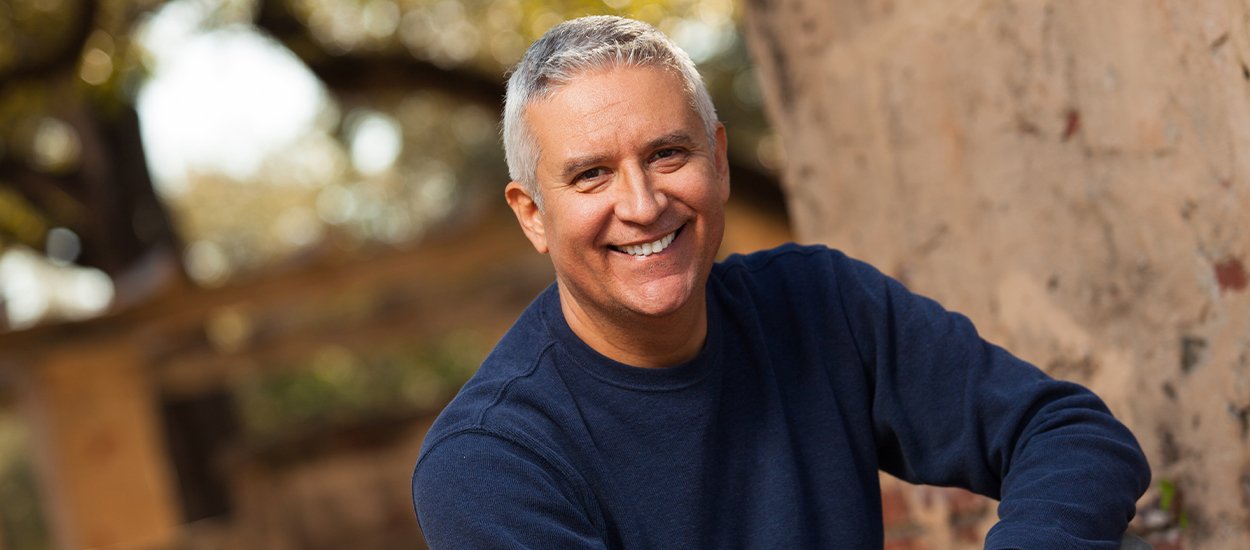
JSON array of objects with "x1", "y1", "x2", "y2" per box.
[
  {"x1": 346, "y1": 109, "x2": 403, "y2": 176},
  {"x1": 135, "y1": 11, "x2": 329, "y2": 189},
  {"x1": 29, "y1": 117, "x2": 81, "y2": 174},
  {"x1": 0, "y1": 245, "x2": 113, "y2": 330},
  {"x1": 112, "y1": 0, "x2": 765, "y2": 294}
]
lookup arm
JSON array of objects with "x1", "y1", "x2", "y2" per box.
[
  {"x1": 412, "y1": 430, "x2": 606, "y2": 549},
  {"x1": 834, "y1": 255, "x2": 1150, "y2": 549}
]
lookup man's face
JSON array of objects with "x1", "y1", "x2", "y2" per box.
[{"x1": 506, "y1": 65, "x2": 729, "y2": 331}]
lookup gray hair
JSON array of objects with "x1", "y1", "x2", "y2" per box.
[{"x1": 502, "y1": 15, "x2": 720, "y2": 209}]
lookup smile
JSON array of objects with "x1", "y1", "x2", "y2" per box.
[{"x1": 613, "y1": 227, "x2": 681, "y2": 257}]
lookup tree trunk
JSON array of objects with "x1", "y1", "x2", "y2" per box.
[{"x1": 743, "y1": 1, "x2": 1250, "y2": 548}]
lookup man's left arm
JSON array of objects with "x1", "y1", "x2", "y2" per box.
[{"x1": 835, "y1": 255, "x2": 1151, "y2": 549}]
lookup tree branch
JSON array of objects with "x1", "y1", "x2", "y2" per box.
[{"x1": 253, "y1": 0, "x2": 789, "y2": 219}]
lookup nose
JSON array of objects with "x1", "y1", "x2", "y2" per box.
[{"x1": 614, "y1": 165, "x2": 667, "y2": 225}]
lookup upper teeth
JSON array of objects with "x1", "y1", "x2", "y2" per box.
[{"x1": 618, "y1": 231, "x2": 676, "y2": 257}]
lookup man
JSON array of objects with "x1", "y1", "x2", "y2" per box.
[{"x1": 412, "y1": 15, "x2": 1150, "y2": 549}]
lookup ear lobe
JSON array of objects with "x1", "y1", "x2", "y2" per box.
[{"x1": 505, "y1": 181, "x2": 549, "y2": 254}]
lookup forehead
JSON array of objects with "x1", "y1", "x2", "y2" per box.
[{"x1": 524, "y1": 66, "x2": 700, "y2": 168}]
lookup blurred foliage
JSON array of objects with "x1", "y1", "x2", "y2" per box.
[
  {"x1": 1157, "y1": 479, "x2": 1188, "y2": 529},
  {"x1": 149, "y1": 0, "x2": 771, "y2": 286},
  {"x1": 0, "y1": 402, "x2": 51, "y2": 550},
  {"x1": 281, "y1": 0, "x2": 735, "y2": 69},
  {"x1": 170, "y1": 88, "x2": 507, "y2": 285},
  {"x1": 235, "y1": 331, "x2": 487, "y2": 438},
  {"x1": 0, "y1": 0, "x2": 157, "y2": 245},
  {"x1": 0, "y1": 0, "x2": 777, "y2": 538},
  {"x1": 1, "y1": 0, "x2": 774, "y2": 298},
  {"x1": 0, "y1": 187, "x2": 48, "y2": 248}
]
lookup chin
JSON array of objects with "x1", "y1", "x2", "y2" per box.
[{"x1": 619, "y1": 277, "x2": 700, "y2": 318}]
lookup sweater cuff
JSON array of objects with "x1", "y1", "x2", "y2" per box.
[{"x1": 984, "y1": 522, "x2": 1124, "y2": 550}]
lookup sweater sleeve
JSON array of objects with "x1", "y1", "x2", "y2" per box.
[
  {"x1": 412, "y1": 430, "x2": 606, "y2": 550},
  {"x1": 831, "y1": 253, "x2": 1150, "y2": 549}
]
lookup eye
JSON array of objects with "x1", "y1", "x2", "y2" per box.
[
  {"x1": 577, "y1": 167, "x2": 605, "y2": 181},
  {"x1": 650, "y1": 147, "x2": 688, "y2": 171},
  {"x1": 652, "y1": 148, "x2": 682, "y2": 160},
  {"x1": 573, "y1": 167, "x2": 609, "y2": 188}
]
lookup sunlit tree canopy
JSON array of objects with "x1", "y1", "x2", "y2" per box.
[{"x1": 0, "y1": 0, "x2": 778, "y2": 330}]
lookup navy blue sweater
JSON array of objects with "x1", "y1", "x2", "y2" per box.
[{"x1": 412, "y1": 244, "x2": 1150, "y2": 548}]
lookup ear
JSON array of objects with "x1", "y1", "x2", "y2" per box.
[
  {"x1": 713, "y1": 123, "x2": 731, "y2": 202},
  {"x1": 505, "y1": 181, "x2": 549, "y2": 254}
]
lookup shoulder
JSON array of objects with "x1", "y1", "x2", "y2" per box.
[
  {"x1": 710, "y1": 242, "x2": 889, "y2": 301},
  {"x1": 419, "y1": 286, "x2": 568, "y2": 455},
  {"x1": 707, "y1": 243, "x2": 933, "y2": 359},
  {"x1": 713, "y1": 242, "x2": 882, "y2": 283},
  {"x1": 716, "y1": 242, "x2": 837, "y2": 272}
]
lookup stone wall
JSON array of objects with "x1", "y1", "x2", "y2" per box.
[{"x1": 742, "y1": 1, "x2": 1250, "y2": 547}]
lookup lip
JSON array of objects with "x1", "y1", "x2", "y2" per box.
[{"x1": 609, "y1": 223, "x2": 686, "y2": 257}]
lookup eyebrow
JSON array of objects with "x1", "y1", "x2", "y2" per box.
[
  {"x1": 644, "y1": 131, "x2": 697, "y2": 152},
  {"x1": 559, "y1": 153, "x2": 613, "y2": 181},
  {"x1": 557, "y1": 131, "x2": 697, "y2": 180}
]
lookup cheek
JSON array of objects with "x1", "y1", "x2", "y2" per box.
[
  {"x1": 547, "y1": 198, "x2": 614, "y2": 244},
  {"x1": 674, "y1": 169, "x2": 726, "y2": 207}
]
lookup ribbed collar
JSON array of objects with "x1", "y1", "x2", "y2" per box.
[{"x1": 539, "y1": 284, "x2": 719, "y2": 392}]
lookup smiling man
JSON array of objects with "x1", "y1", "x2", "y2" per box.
[
  {"x1": 412, "y1": 16, "x2": 1150, "y2": 549},
  {"x1": 507, "y1": 59, "x2": 729, "y2": 369}
]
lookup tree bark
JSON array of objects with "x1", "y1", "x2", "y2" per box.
[{"x1": 743, "y1": 1, "x2": 1250, "y2": 548}]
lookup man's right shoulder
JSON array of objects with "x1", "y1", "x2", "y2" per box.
[
  {"x1": 418, "y1": 284, "x2": 568, "y2": 455},
  {"x1": 424, "y1": 341, "x2": 557, "y2": 438}
]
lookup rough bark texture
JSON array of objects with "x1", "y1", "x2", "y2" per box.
[{"x1": 743, "y1": 1, "x2": 1250, "y2": 548}]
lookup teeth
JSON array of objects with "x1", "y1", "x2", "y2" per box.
[{"x1": 617, "y1": 231, "x2": 676, "y2": 257}]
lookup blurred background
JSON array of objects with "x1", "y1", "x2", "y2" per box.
[
  {"x1": 0, "y1": 0, "x2": 790, "y2": 548},
  {"x1": 5, "y1": 0, "x2": 1250, "y2": 549}
]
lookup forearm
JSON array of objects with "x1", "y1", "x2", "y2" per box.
[
  {"x1": 838, "y1": 252, "x2": 1149, "y2": 545},
  {"x1": 985, "y1": 389, "x2": 1150, "y2": 548}
]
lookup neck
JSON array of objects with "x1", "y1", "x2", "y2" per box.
[{"x1": 558, "y1": 287, "x2": 707, "y2": 369}]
